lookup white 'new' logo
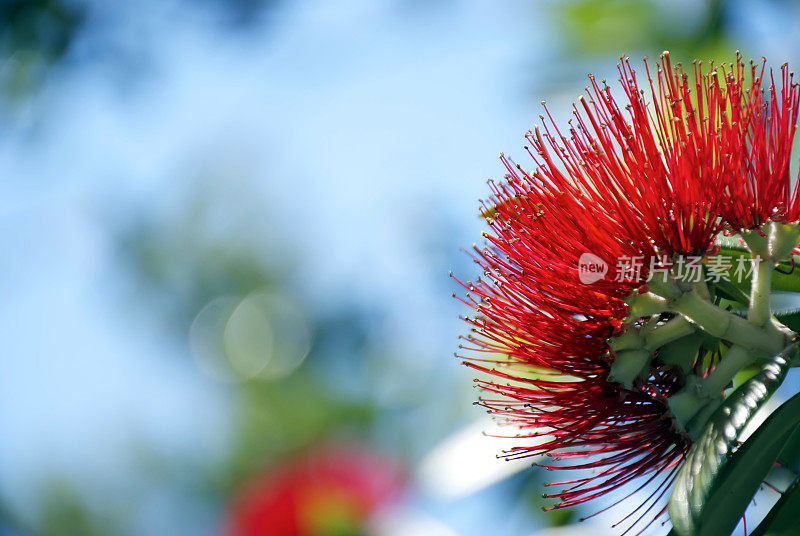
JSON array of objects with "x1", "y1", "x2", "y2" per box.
[{"x1": 578, "y1": 252, "x2": 608, "y2": 284}]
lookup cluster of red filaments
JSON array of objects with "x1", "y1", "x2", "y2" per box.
[{"x1": 455, "y1": 52, "x2": 800, "y2": 534}]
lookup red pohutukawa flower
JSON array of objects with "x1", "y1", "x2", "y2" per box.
[
  {"x1": 455, "y1": 52, "x2": 800, "y2": 534},
  {"x1": 722, "y1": 60, "x2": 800, "y2": 229}
]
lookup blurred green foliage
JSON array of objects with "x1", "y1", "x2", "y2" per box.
[
  {"x1": 117, "y1": 181, "x2": 282, "y2": 333},
  {"x1": 116, "y1": 181, "x2": 386, "y2": 516},
  {"x1": 553, "y1": 0, "x2": 732, "y2": 66},
  {"x1": 219, "y1": 373, "x2": 376, "y2": 492},
  {"x1": 36, "y1": 483, "x2": 109, "y2": 536},
  {"x1": 0, "y1": 0, "x2": 284, "y2": 102},
  {"x1": 0, "y1": 0, "x2": 83, "y2": 98}
]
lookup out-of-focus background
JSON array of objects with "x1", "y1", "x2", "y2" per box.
[{"x1": 1, "y1": 1, "x2": 798, "y2": 535}]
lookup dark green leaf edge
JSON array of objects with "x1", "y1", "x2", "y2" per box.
[
  {"x1": 699, "y1": 390, "x2": 800, "y2": 536},
  {"x1": 749, "y1": 476, "x2": 800, "y2": 536},
  {"x1": 668, "y1": 344, "x2": 798, "y2": 536},
  {"x1": 776, "y1": 425, "x2": 800, "y2": 474}
]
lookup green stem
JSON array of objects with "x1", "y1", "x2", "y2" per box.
[
  {"x1": 608, "y1": 317, "x2": 695, "y2": 387},
  {"x1": 703, "y1": 345, "x2": 754, "y2": 395},
  {"x1": 749, "y1": 255, "x2": 773, "y2": 328},
  {"x1": 626, "y1": 292, "x2": 670, "y2": 319},
  {"x1": 647, "y1": 272, "x2": 682, "y2": 300},
  {"x1": 665, "y1": 221, "x2": 800, "y2": 436},
  {"x1": 680, "y1": 342, "x2": 797, "y2": 438},
  {"x1": 643, "y1": 316, "x2": 695, "y2": 350},
  {"x1": 693, "y1": 273, "x2": 712, "y2": 300},
  {"x1": 685, "y1": 398, "x2": 723, "y2": 439},
  {"x1": 607, "y1": 349, "x2": 651, "y2": 388},
  {"x1": 670, "y1": 291, "x2": 785, "y2": 355},
  {"x1": 669, "y1": 346, "x2": 756, "y2": 436},
  {"x1": 668, "y1": 376, "x2": 708, "y2": 432}
]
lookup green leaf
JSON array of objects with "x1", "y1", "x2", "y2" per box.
[
  {"x1": 714, "y1": 247, "x2": 800, "y2": 294},
  {"x1": 771, "y1": 263, "x2": 800, "y2": 294},
  {"x1": 750, "y1": 477, "x2": 800, "y2": 536},
  {"x1": 668, "y1": 345, "x2": 798, "y2": 536},
  {"x1": 713, "y1": 246, "x2": 752, "y2": 293},
  {"x1": 732, "y1": 367, "x2": 760, "y2": 390},
  {"x1": 772, "y1": 292, "x2": 800, "y2": 333},
  {"x1": 711, "y1": 276, "x2": 750, "y2": 306},
  {"x1": 776, "y1": 425, "x2": 800, "y2": 474},
  {"x1": 774, "y1": 310, "x2": 800, "y2": 333},
  {"x1": 699, "y1": 392, "x2": 800, "y2": 536}
]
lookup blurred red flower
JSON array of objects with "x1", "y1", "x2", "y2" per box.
[{"x1": 224, "y1": 445, "x2": 403, "y2": 536}]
